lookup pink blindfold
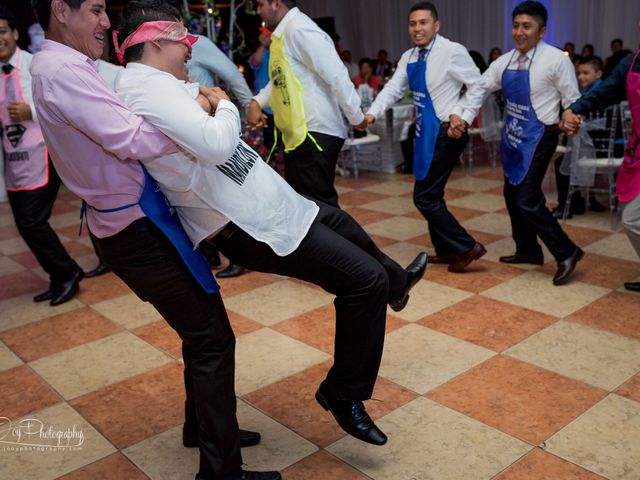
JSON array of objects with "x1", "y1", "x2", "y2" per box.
[{"x1": 112, "y1": 21, "x2": 199, "y2": 65}]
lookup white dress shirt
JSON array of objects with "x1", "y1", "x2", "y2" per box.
[
  {"x1": 2, "y1": 48, "x2": 37, "y2": 122},
  {"x1": 115, "y1": 62, "x2": 318, "y2": 254},
  {"x1": 475, "y1": 41, "x2": 580, "y2": 125},
  {"x1": 188, "y1": 35, "x2": 254, "y2": 109},
  {"x1": 96, "y1": 59, "x2": 123, "y2": 91},
  {"x1": 367, "y1": 34, "x2": 486, "y2": 125},
  {"x1": 253, "y1": 7, "x2": 364, "y2": 139}
]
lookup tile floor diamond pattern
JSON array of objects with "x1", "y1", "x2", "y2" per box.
[{"x1": 1, "y1": 161, "x2": 638, "y2": 479}]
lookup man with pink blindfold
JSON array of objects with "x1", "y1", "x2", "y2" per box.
[
  {"x1": 113, "y1": 0, "x2": 427, "y2": 463},
  {"x1": 113, "y1": 19, "x2": 198, "y2": 65}
]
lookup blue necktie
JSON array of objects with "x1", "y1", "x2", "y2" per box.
[{"x1": 418, "y1": 48, "x2": 428, "y2": 62}]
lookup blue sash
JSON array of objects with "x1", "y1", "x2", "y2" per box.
[
  {"x1": 500, "y1": 48, "x2": 545, "y2": 185},
  {"x1": 81, "y1": 165, "x2": 219, "y2": 294},
  {"x1": 407, "y1": 40, "x2": 441, "y2": 181}
]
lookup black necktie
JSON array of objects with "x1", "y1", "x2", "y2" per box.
[
  {"x1": 2, "y1": 64, "x2": 14, "y2": 74},
  {"x1": 418, "y1": 48, "x2": 428, "y2": 61}
]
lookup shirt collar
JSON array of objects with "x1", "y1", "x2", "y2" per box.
[
  {"x1": 41, "y1": 39, "x2": 99, "y2": 71},
  {"x1": 584, "y1": 78, "x2": 603, "y2": 95},
  {"x1": 273, "y1": 7, "x2": 300, "y2": 37},
  {"x1": 3, "y1": 48, "x2": 19, "y2": 68}
]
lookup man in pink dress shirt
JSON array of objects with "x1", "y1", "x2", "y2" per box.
[{"x1": 29, "y1": 1, "x2": 278, "y2": 479}]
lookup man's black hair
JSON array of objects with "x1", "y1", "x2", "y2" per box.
[
  {"x1": 409, "y1": 2, "x2": 438, "y2": 21},
  {"x1": 611, "y1": 38, "x2": 623, "y2": 47},
  {"x1": 31, "y1": 0, "x2": 86, "y2": 31},
  {"x1": 578, "y1": 55, "x2": 603, "y2": 71},
  {"x1": 116, "y1": 0, "x2": 181, "y2": 64},
  {"x1": 512, "y1": 1, "x2": 548, "y2": 28},
  {"x1": 266, "y1": 0, "x2": 297, "y2": 8},
  {"x1": 0, "y1": 4, "x2": 18, "y2": 30}
]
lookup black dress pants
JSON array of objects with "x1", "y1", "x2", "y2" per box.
[
  {"x1": 204, "y1": 200, "x2": 407, "y2": 400},
  {"x1": 283, "y1": 131, "x2": 345, "y2": 208},
  {"x1": 92, "y1": 219, "x2": 242, "y2": 479},
  {"x1": 413, "y1": 127, "x2": 476, "y2": 256},
  {"x1": 504, "y1": 129, "x2": 577, "y2": 262},
  {"x1": 7, "y1": 161, "x2": 79, "y2": 286}
]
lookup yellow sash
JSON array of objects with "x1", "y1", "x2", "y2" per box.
[{"x1": 269, "y1": 33, "x2": 322, "y2": 153}]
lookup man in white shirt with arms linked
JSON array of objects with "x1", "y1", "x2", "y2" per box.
[
  {"x1": 365, "y1": 2, "x2": 487, "y2": 273},
  {"x1": 113, "y1": 0, "x2": 428, "y2": 452},
  {"x1": 466, "y1": 1, "x2": 583, "y2": 285},
  {"x1": 247, "y1": 0, "x2": 366, "y2": 208}
]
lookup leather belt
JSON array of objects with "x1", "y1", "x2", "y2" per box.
[{"x1": 545, "y1": 124, "x2": 559, "y2": 132}]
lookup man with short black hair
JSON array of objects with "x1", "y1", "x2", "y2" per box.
[
  {"x1": 112, "y1": 0, "x2": 427, "y2": 450},
  {"x1": 365, "y1": 1, "x2": 488, "y2": 273},
  {"x1": 0, "y1": 4, "x2": 84, "y2": 306},
  {"x1": 247, "y1": 0, "x2": 366, "y2": 208},
  {"x1": 28, "y1": 1, "x2": 277, "y2": 478},
  {"x1": 466, "y1": 0, "x2": 584, "y2": 285}
]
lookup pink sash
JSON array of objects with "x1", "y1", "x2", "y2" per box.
[{"x1": 616, "y1": 49, "x2": 640, "y2": 202}]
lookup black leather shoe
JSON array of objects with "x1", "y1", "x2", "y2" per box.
[
  {"x1": 84, "y1": 263, "x2": 111, "y2": 278},
  {"x1": 183, "y1": 423, "x2": 261, "y2": 448},
  {"x1": 315, "y1": 381, "x2": 387, "y2": 446},
  {"x1": 551, "y1": 208, "x2": 571, "y2": 220},
  {"x1": 33, "y1": 288, "x2": 55, "y2": 303},
  {"x1": 50, "y1": 269, "x2": 84, "y2": 306},
  {"x1": 448, "y1": 242, "x2": 487, "y2": 273},
  {"x1": 553, "y1": 248, "x2": 584, "y2": 286},
  {"x1": 499, "y1": 253, "x2": 544, "y2": 265},
  {"x1": 196, "y1": 470, "x2": 281, "y2": 480},
  {"x1": 624, "y1": 282, "x2": 640, "y2": 292},
  {"x1": 216, "y1": 263, "x2": 245, "y2": 278},
  {"x1": 389, "y1": 252, "x2": 428, "y2": 312}
]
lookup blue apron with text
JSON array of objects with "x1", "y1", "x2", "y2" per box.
[
  {"x1": 500, "y1": 49, "x2": 545, "y2": 185},
  {"x1": 81, "y1": 165, "x2": 219, "y2": 294},
  {"x1": 407, "y1": 42, "x2": 441, "y2": 181}
]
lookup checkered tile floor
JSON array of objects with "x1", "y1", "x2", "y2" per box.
[{"x1": 1, "y1": 160, "x2": 639, "y2": 480}]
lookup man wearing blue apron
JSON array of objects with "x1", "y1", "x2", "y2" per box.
[
  {"x1": 366, "y1": 2, "x2": 488, "y2": 273},
  {"x1": 29, "y1": 1, "x2": 276, "y2": 479},
  {"x1": 468, "y1": 1, "x2": 583, "y2": 285},
  {"x1": 0, "y1": 5, "x2": 83, "y2": 306}
]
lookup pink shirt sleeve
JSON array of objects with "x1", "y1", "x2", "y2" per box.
[{"x1": 42, "y1": 62, "x2": 177, "y2": 160}]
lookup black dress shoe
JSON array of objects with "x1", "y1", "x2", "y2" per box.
[
  {"x1": 50, "y1": 269, "x2": 84, "y2": 306},
  {"x1": 33, "y1": 288, "x2": 55, "y2": 303},
  {"x1": 551, "y1": 208, "x2": 571, "y2": 220},
  {"x1": 183, "y1": 423, "x2": 261, "y2": 448},
  {"x1": 195, "y1": 470, "x2": 281, "y2": 480},
  {"x1": 315, "y1": 381, "x2": 387, "y2": 446},
  {"x1": 216, "y1": 263, "x2": 245, "y2": 278},
  {"x1": 553, "y1": 248, "x2": 584, "y2": 286},
  {"x1": 499, "y1": 253, "x2": 544, "y2": 265},
  {"x1": 624, "y1": 282, "x2": 640, "y2": 292},
  {"x1": 84, "y1": 263, "x2": 111, "y2": 278},
  {"x1": 448, "y1": 242, "x2": 487, "y2": 273},
  {"x1": 389, "y1": 252, "x2": 428, "y2": 312}
]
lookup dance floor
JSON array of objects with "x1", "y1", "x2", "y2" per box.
[{"x1": 1, "y1": 159, "x2": 639, "y2": 479}]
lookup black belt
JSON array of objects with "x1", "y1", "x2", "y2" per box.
[
  {"x1": 210, "y1": 222, "x2": 239, "y2": 242},
  {"x1": 545, "y1": 124, "x2": 559, "y2": 132}
]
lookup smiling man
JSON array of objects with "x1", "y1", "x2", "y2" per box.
[
  {"x1": 365, "y1": 2, "x2": 488, "y2": 273},
  {"x1": 28, "y1": 1, "x2": 275, "y2": 479},
  {"x1": 0, "y1": 4, "x2": 84, "y2": 306},
  {"x1": 465, "y1": 0, "x2": 583, "y2": 285}
]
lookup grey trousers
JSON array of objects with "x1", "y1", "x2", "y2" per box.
[{"x1": 622, "y1": 192, "x2": 640, "y2": 258}]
